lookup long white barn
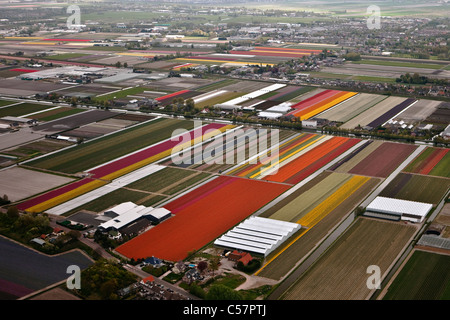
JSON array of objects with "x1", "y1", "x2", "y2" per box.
[
  {"x1": 365, "y1": 196, "x2": 432, "y2": 223},
  {"x1": 214, "y1": 216, "x2": 302, "y2": 256}
]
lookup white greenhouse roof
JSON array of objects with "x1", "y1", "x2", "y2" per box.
[
  {"x1": 366, "y1": 196, "x2": 432, "y2": 218},
  {"x1": 98, "y1": 202, "x2": 171, "y2": 230},
  {"x1": 257, "y1": 111, "x2": 283, "y2": 119},
  {"x1": 214, "y1": 216, "x2": 301, "y2": 256}
]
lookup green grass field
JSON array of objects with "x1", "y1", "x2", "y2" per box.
[
  {"x1": 0, "y1": 99, "x2": 16, "y2": 107},
  {"x1": 27, "y1": 118, "x2": 194, "y2": 174},
  {"x1": 47, "y1": 53, "x2": 88, "y2": 60},
  {"x1": 37, "y1": 108, "x2": 87, "y2": 122},
  {"x1": 429, "y1": 152, "x2": 450, "y2": 178},
  {"x1": 379, "y1": 173, "x2": 450, "y2": 205},
  {"x1": 127, "y1": 166, "x2": 211, "y2": 195},
  {"x1": 383, "y1": 250, "x2": 450, "y2": 300},
  {"x1": 0, "y1": 103, "x2": 52, "y2": 118}
]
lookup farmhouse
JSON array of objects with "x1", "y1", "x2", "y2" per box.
[
  {"x1": 364, "y1": 196, "x2": 432, "y2": 223},
  {"x1": 97, "y1": 202, "x2": 171, "y2": 233}
]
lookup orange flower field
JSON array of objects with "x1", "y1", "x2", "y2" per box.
[{"x1": 115, "y1": 176, "x2": 290, "y2": 262}]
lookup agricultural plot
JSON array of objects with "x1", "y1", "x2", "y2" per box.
[
  {"x1": 403, "y1": 147, "x2": 450, "y2": 177},
  {"x1": 280, "y1": 218, "x2": 417, "y2": 300},
  {"x1": 256, "y1": 173, "x2": 381, "y2": 280},
  {"x1": 378, "y1": 173, "x2": 450, "y2": 205},
  {"x1": 0, "y1": 237, "x2": 93, "y2": 299},
  {"x1": 27, "y1": 118, "x2": 190, "y2": 173},
  {"x1": 287, "y1": 89, "x2": 358, "y2": 120},
  {"x1": 367, "y1": 98, "x2": 417, "y2": 128},
  {"x1": 0, "y1": 99, "x2": 16, "y2": 107},
  {"x1": 261, "y1": 136, "x2": 360, "y2": 185},
  {"x1": 319, "y1": 93, "x2": 387, "y2": 123},
  {"x1": 126, "y1": 166, "x2": 211, "y2": 196},
  {"x1": 31, "y1": 107, "x2": 86, "y2": 122},
  {"x1": 0, "y1": 79, "x2": 73, "y2": 98},
  {"x1": 0, "y1": 103, "x2": 53, "y2": 118},
  {"x1": 227, "y1": 133, "x2": 324, "y2": 179},
  {"x1": 424, "y1": 102, "x2": 450, "y2": 125},
  {"x1": 382, "y1": 250, "x2": 450, "y2": 300},
  {"x1": 0, "y1": 167, "x2": 74, "y2": 202},
  {"x1": 392, "y1": 99, "x2": 442, "y2": 124},
  {"x1": 340, "y1": 96, "x2": 407, "y2": 129},
  {"x1": 230, "y1": 46, "x2": 321, "y2": 59},
  {"x1": 18, "y1": 122, "x2": 232, "y2": 213},
  {"x1": 347, "y1": 142, "x2": 417, "y2": 178},
  {"x1": 31, "y1": 109, "x2": 119, "y2": 134},
  {"x1": 3, "y1": 139, "x2": 72, "y2": 163},
  {"x1": 164, "y1": 127, "x2": 296, "y2": 174},
  {"x1": 115, "y1": 176, "x2": 290, "y2": 262}
]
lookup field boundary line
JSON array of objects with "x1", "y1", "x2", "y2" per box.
[{"x1": 19, "y1": 114, "x2": 161, "y2": 166}]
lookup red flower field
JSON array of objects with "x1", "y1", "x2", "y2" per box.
[
  {"x1": 348, "y1": 142, "x2": 417, "y2": 178},
  {"x1": 115, "y1": 176, "x2": 290, "y2": 262}
]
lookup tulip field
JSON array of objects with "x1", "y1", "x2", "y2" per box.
[
  {"x1": 18, "y1": 122, "x2": 234, "y2": 213},
  {"x1": 115, "y1": 176, "x2": 290, "y2": 262}
]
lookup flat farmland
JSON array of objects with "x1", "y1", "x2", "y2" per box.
[
  {"x1": 424, "y1": 102, "x2": 450, "y2": 125},
  {"x1": 0, "y1": 167, "x2": 74, "y2": 202},
  {"x1": 382, "y1": 250, "x2": 450, "y2": 300},
  {"x1": 393, "y1": 99, "x2": 442, "y2": 124},
  {"x1": 3, "y1": 138, "x2": 71, "y2": 163},
  {"x1": 331, "y1": 140, "x2": 383, "y2": 173},
  {"x1": 27, "y1": 117, "x2": 192, "y2": 174},
  {"x1": 319, "y1": 93, "x2": 387, "y2": 123},
  {"x1": 195, "y1": 91, "x2": 245, "y2": 109},
  {"x1": 31, "y1": 107, "x2": 86, "y2": 122},
  {"x1": 379, "y1": 173, "x2": 450, "y2": 205},
  {"x1": 280, "y1": 218, "x2": 417, "y2": 300},
  {"x1": 0, "y1": 103, "x2": 53, "y2": 118},
  {"x1": 0, "y1": 79, "x2": 73, "y2": 97},
  {"x1": 115, "y1": 176, "x2": 290, "y2": 262},
  {"x1": 347, "y1": 142, "x2": 417, "y2": 178},
  {"x1": 220, "y1": 80, "x2": 271, "y2": 93},
  {"x1": 367, "y1": 98, "x2": 417, "y2": 128},
  {"x1": 403, "y1": 147, "x2": 449, "y2": 177},
  {"x1": 263, "y1": 172, "x2": 354, "y2": 223},
  {"x1": 263, "y1": 136, "x2": 361, "y2": 184},
  {"x1": 18, "y1": 123, "x2": 231, "y2": 213},
  {"x1": 0, "y1": 99, "x2": 16, "y2": 107},
  {"x1": 340, "y1": 96, "x2": 407, "y2": 129},
  {"x1": 31, "y1": 109, "x2": 119, "y2": 134},
  {"x1": 0, "y1": 237, "x2": 93, "y2": 299},
  {"x1": 126, "y1": 166, "x2": 211, "y2": 196},
  {"x1": 256, "y1": 174, "x2": 381, "y2": 280}
]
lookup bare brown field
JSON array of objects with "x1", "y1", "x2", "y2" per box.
[
  {"x1": 280, "y1": 218, "x2": 417, "y2": 300},
  {"x1": 256, "y1": 176, "x2": 380, "y2": 280}
]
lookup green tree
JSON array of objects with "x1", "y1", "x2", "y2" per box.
[{"x1": 6, "y1": 206, "x2": 19, "y2": 220}]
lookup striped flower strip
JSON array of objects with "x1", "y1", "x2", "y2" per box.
[
  {"x1": 18, "y1": 123, "x2": 233, "y2": 213},
  {"x1": 297, "y1": 175, "x2": 370, "y2": 228}
]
